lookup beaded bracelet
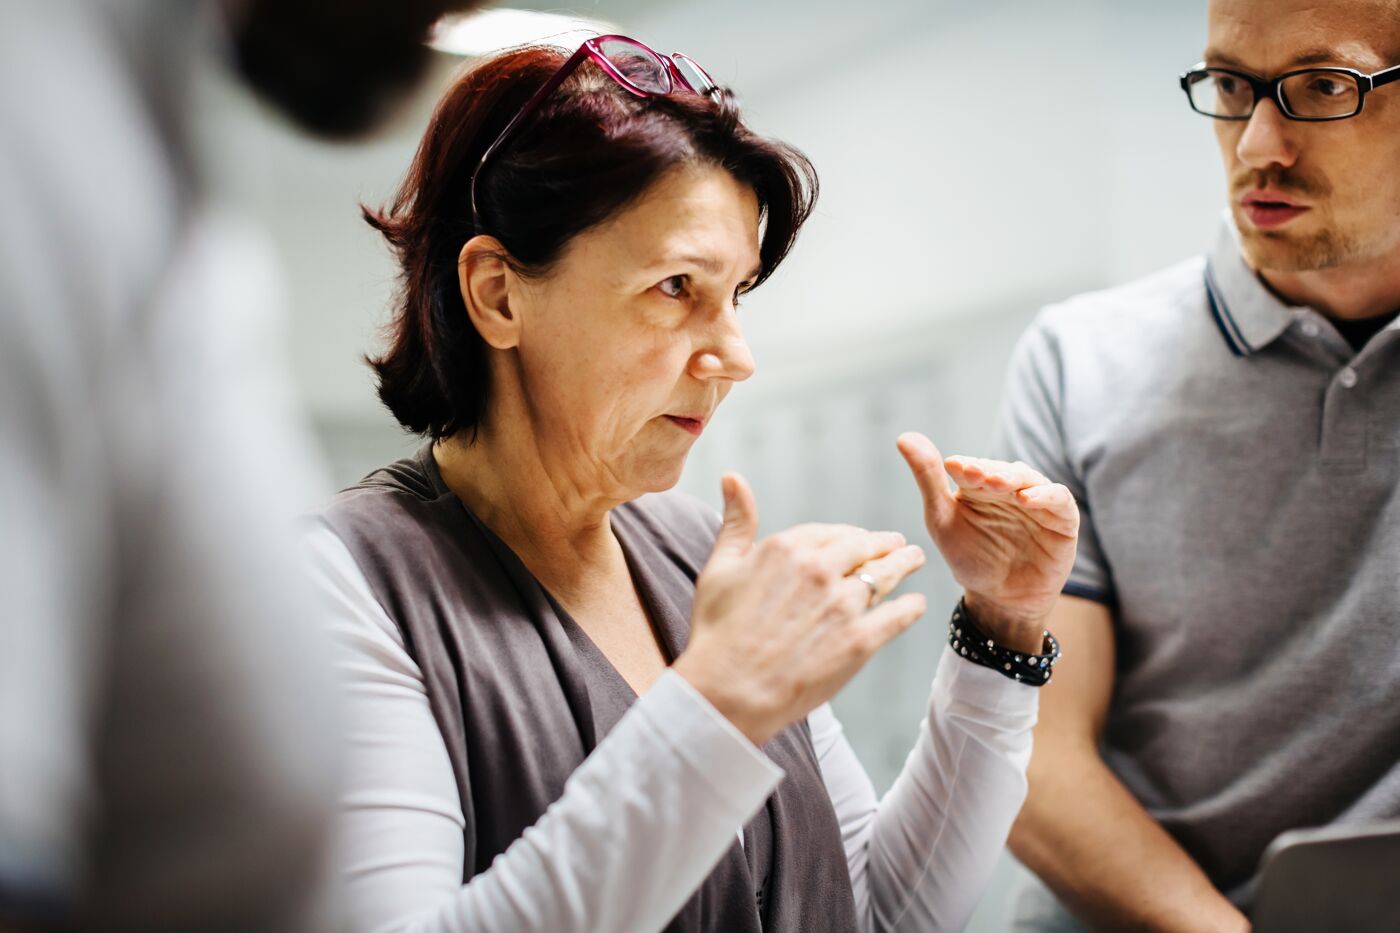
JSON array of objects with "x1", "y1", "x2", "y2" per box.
[{"x1": 948, "y1": 599, "x2": 1061, "y2": 687}]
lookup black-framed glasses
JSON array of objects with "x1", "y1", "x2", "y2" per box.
[
  {"x1": 469, "y1": 35, "x2": 719, "y2": 227},
  {"x1": 1180, "y1": 61, "x2": 1400, "y2": 121}
]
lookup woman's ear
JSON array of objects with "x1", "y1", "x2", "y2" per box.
[{"x1": 458, "y1": 236, "x2": 521, "y2": 350}]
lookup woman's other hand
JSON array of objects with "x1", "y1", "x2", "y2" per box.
[
  {"x1": 897, "y1": 431, "x2": 1078, "y2": 656},
  {"x1": 674, "y1": 474, "x2": 927, "y2": 746}
]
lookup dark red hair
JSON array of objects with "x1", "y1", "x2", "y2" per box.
[{"x1": 365, "y1": 44, "x2": 819, "y2": 439}]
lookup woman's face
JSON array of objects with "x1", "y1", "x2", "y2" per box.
[{"x1": 510, "y1": 164, "x2": 761, "y2": 499}]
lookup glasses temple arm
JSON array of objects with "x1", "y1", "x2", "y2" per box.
[
  {"x1": 471, "y1": 44, "x2": 593, "y2": 222},
  {"x1": 1371, "y1": 63, "x2": 1400, "y2": 89}
]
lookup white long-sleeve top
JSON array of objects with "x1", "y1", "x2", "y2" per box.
[{"x1": 302, "y1": 521, "x2": 1038, "y2": 933}]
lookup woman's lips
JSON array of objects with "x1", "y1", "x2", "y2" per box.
[
  {"x1": 1241, "y1": 193, "x2": 1310, "y2": 229},
  {"x1": 663, "y1": 415, "x2": 705, "y2": 436}
]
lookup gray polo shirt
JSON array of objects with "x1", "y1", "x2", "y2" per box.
[{"x1": 999, "y1": 218, "x2": 1400, "y2": 906}]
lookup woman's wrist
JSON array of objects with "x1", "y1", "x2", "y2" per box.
[
  {"x1": 950, "y1": 598, "x2": 1060, "y2": 687},
  {"x1": 671, "y1": 652, "x2": 781, "y2": 748},
  {"x1": 961, "y1": 592, "x2": 1049, "y2": 656}
]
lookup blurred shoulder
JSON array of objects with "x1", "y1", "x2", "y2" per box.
[{"x1": 1034, "y1": 256, "x2": 1207, "y2": 342}]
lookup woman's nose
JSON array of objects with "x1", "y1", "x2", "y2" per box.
[{"x1": 691, "y1": 312, "x2": 755, "y2": 383}]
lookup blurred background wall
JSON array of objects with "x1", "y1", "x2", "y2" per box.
[{"x1": 202, "y1": 0, "x2": 1217, "y2": 926}]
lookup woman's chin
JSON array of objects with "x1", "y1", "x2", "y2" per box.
[{"x1": 625, "y1": 454, "x2": 691, "y2": 498}]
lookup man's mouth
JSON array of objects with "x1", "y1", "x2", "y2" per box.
[{"x1": 1240, "y1": 190, "x2": 1311, "y2": 229}]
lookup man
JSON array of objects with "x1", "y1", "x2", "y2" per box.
[
  {"x1": 0, "y1": 1, "x2": 479, "y2": 929},
  {"x1": 998, "y1": 0, "x2": 1400, "y2": 929}
]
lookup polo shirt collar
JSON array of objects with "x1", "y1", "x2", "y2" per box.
[{"x1": 1204, "y1": 215, "x2": 1296, "y2": 357}]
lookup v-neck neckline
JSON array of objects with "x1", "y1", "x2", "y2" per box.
[{"x1": 418, "y1": 444, "x2": 686, "y2": 711}]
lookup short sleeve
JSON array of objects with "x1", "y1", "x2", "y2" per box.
[{"x1": 996, "y1": 311, "x2": 1115, "y2": 605}]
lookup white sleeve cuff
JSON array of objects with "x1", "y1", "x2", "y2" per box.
[
  {"x1": 637, "y1": 669, "x2": 785, "y2": 807},
  {"x1": 933, "y1": 647, "x2": 1041, "y2": 721}
]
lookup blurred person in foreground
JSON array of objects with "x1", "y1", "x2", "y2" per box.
[
  {"x1": 0, "y1": 0, "x2": 485, "y2": 930},
  {"x1": 1001, "y1": 1, "x2": 1400, "y2": 929},
  {"x1": 301, "y1": 36, "x2": 1080, "y2": 933}
]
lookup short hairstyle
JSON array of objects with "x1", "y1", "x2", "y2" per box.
[{"x1": 365, "y1": 45, "x2": 819, "y2": 439}]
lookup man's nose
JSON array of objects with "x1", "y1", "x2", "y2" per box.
[{"x1": 1235, "y1": 97, "x2": 1299, "y2": 171}]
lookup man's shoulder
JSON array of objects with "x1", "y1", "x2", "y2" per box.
[{"x1": 1034, "y1": 255, "x2": 1208, "y2": 345}]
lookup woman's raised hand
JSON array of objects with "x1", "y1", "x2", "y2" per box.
[
  {"x1": 897, "y1": 432, "x2": 1079, "y2": 655},
  {"x1": 674, "y1": 474, "x2": 927, "y2": 747}
]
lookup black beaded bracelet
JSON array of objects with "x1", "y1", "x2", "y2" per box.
[{"x1": 948, "y1": 599, "x2": 1061, "y2": 687}]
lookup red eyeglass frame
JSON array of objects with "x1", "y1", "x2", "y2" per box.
[{"x1": 468, "y1": 35, "x2": 719, "y2": 226}]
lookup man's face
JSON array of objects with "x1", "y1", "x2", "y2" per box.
[{"x1": 1207, "y1": 0, "x2": 1400, "y2": 273}]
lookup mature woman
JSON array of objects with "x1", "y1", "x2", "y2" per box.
[{"x1": 302, "y1": 36, "x2": 1078, "y2": 933}]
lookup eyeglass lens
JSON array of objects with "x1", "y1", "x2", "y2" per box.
[
  {"x1": 597, "y1": 38, "x2": 670, "y2": 94},
  {"x1": 670, "y1": 54, "x2": 714, "y2": 94},
  {"x1": 1189, "y1": 69, "x2": 1362, "y2": 118}
]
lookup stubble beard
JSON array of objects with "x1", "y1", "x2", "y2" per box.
[{"x1": 1237, "y1": 221, "x2": 1361, "y2": 273}]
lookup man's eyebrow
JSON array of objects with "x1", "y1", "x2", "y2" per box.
[
  {"x1": 648, "y1": 253, "x2": 763, "y2": 282},
  {"x1": 1203, "y1": 46, "x2": 1371, "y2": 70},
  {"x1": 1202, "y1": 48, "x2": 1246, "y2": 68}
]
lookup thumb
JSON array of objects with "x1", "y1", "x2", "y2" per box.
[
  {"x1": 712, "y1": 472, "x2": 759, "y2": 558},
  {"x1": 897, "y1": 432, "x2": 955, "y2": 526}
]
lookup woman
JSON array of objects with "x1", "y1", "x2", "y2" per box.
[{"x1": 302, "y1": 36, "x2": 1078, "y2": 933}]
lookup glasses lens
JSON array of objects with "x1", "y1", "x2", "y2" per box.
[
  {"x1": 1188, "y1": 70, "x2": 1255, "y2": 117},
  {"x1": 597, "y1": 37, "x2": 669, "y2": 94},
  {"x1": 670, "y1": 53, "x2": 716, "y2": 94},
  {"x1": 1280, "y1": 70, "x2": 1361, "y2": 118}
]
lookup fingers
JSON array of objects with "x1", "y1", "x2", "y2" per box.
[
  {"x1": 897, "y1": 432, "x2": 955, "y2": 525},
  {"x1": 711, "y1": 473, "x2": 759, "y2": 558},
  {"x1": 854, "y1": 592, "x2": 927, "y2": 654},
  {"x1": 846, "y1": 544, "x2": 926, "y2": 605},
  {"x1": 1015, "y1": 483, "x2": 1080, "y2": 537},
  {"x1": 944, "y1": 456, "x2": 1050, "y2": 494},
  {"x1": 940, "y1": 455, "x2": 1079, "y2": 536},
  {"x1": 821, "y1": 528, "x2": 909, "y2": 575}
]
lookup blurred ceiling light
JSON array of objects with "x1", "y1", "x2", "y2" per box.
[{"x1": 428, "y1": 8, "x2": 612, "y2": 57}]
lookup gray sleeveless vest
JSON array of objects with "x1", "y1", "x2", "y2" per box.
[{"x1": 321, "y1": 444, "x2": 859, "y2": 932}]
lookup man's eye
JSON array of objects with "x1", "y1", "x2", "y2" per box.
[
  {"x1": 658, "y1": 275, "x2": 688, "y2": 299},
  {"x1": 1309, "y1": 77, "x2": 1346, "y2": 96}
]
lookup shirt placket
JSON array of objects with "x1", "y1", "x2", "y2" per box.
[{"x1": 1316, "y1": 324, "x2": 1398, "y2": 471}]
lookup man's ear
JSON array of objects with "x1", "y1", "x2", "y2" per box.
[{"x1": 458, "y1": 236, "x2": 522, "y2": 350}]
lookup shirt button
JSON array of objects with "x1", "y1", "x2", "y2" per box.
[
  {"x1": 1338, "y1": 366, "x2": 1358, "y2": 388},
  {"x1": 1301, "y1": 320, "x2": 1321, "y2": 338}
]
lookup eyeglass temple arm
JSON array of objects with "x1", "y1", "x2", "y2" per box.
[
  {"x1": 471, "y1": 44, "x2": 593, "y2": 222},
  {"x1": 1371, "y1": 63, "x2": 1400, "y2": 90}
]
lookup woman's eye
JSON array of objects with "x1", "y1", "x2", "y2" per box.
[{"x1": 658, "y1": 275, "x2": 688, "y2": 299}]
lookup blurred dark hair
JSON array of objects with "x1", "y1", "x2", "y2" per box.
[
  {"x1": 229, "y1": 0, "x2": 480, "y2": 138},
  {"x1": 365, "y1": 44, "x2": 820, "y2": 440}
]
